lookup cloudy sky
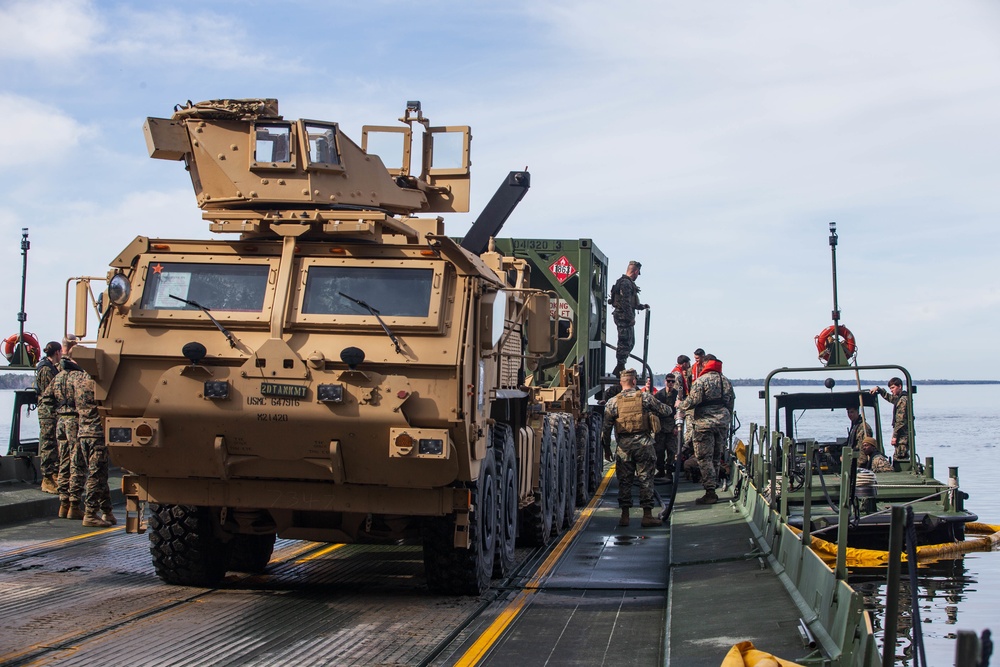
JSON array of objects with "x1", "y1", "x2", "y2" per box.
[{"x1": 1, "y1": 0, "x2": 998, "y2": 380}]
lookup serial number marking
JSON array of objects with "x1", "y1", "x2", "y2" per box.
[
  {"x1": 270, "y1": 398, "x2": 300, "y2": 407},
  {"x1": 257, "y1": 413, "x2": 289, "y2": 422},
  {"x1": 512, "y1": 239, "x2": 562, "y2": 251}
]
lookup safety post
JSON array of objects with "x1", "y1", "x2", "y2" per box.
[
  {"x1": 801, "y1": 440, "x2": 813, "y2": 550},
  {"x1": 836, "y1": 446, "x2": 853, "y2": 581},
  {"x1": 882, "y1": 505, "x2": 905, "y2": 667}
]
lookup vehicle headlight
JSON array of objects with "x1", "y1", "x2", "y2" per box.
[{"x1": 108, "y1": 273, "x2": 131, "y2": 305}]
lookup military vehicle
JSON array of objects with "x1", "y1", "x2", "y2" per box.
[{"x1": 71, "y1": 99, "x2": 608, "y2": 595}]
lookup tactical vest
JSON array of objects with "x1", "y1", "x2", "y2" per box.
[
  {"x1": 615, "y1": 392, "x2": 648, "y2": 435},
  {"x1": 33, "y1": 358, "x2": 56, "y2": 395}
]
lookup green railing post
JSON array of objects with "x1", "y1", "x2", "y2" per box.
[{"x1": 882, "y1": 505, "x2": 905, "y2": 667}]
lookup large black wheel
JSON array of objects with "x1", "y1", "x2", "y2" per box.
[
  {"x1": 575, "y1": 418, "x2": 590, "y2": 507},
  {"x1": 562, "y1": 414, "x2": 578, "y2": 529},
  {"x1": 519, "y1": 416, "x2": 555, "y2": 546},
  {"x1": 228, "y1": 533, "x2": 276, "y2": 573},
  {"x1": 493, "y1": 423, "x2": 518, "y2": 578},
  {"x1": 549, "y1": 414, "x2": 568, "y2": 537},
  {"x1": 423, "y1": 452, "x2": 498, "y2": 595},
  {"x1": 148, "y1": 504, "x2": 230, "y2": 587},
  {"x1": 588, "y1": 412, "x2": 604, "y2": 495}
]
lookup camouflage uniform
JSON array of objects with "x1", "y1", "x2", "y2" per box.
[
  {"x1": 609, "y1": 274, "x2": 643, "y2": 372},
  {"x1": 678, "y1": 370, "x2": 735, "y2": 492},
  {"x1": 601, "y1": 387, "x2": 672, "y2": 509},
  {"x1": 875, "y1": 387, "x2": 910, "y2": 460},
  {"x1": 34, "y1": 357, "x2": 60, "y2": 479},
  {"x1": 847, "y1": 413, "x2": 874, "y2": 467},
  {"x1": 652, "y1": 386, "x2": 678, "y2": 475},
  {"x1": 867, "y1": 451, "x2": 893, "y2": 473},
  {"x1": 44, "y1": 360, "x2": 85, "y2": 505},
  {"x1": 74, "y1": 372, "x2": 112, "y2": 516}
]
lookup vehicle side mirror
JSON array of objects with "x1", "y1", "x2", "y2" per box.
[
  {"x1": 74, "y1": 279, "x2": 89, "y2": 339},
  {"x1": 526, "y1": 293, "x2": 552, "y2": 355}
]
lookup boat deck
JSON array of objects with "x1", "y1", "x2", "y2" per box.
[{"x1": 447, "y1": 473, "x2": 809, "y2": 666}]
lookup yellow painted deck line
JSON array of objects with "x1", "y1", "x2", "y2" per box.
[
  {"x1": 0, "y1": 525, "x2": 123, "y2": 558},
  {"x1": 454, "y1": 464, "x2": 616, "y2": 666},
  {"x1": 294, "y1": 542, "x2": 346, "y2": 563}
]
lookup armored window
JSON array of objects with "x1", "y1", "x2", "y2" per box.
[
  {"x1": 302, "y1": 121, "x2": 341, "y2": 169},
  {"x1": 139, "y1": 263, "x2": 271, "y2": 312},
  {"x1": 301, "y1": 267, "x2": 434, "y2": 317},
  {"x1": 253, "y1": 123, "x2": 293, "y2": 166}
]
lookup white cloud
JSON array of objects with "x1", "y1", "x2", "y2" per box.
[
  {"x1": 0, "y1": 0, "x2": 101, "y2": 63},
  {"x1": 0, "y1": 94, "x2": 95, "y2": 168}
]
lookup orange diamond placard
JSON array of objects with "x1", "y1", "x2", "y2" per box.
[{"x1": 549, "y1": 256, "x2": 577, "y2": 284}]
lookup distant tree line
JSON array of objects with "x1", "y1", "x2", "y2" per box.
[{"x1": 0, "y1": 373, "x2": 33, "y2": 390}]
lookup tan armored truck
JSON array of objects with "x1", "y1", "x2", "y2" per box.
[{"x1": 72, "y1": 99, "x2": 604, "y2": 595}]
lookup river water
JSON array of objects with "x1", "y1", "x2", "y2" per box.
[
  {"x1": 3, "y1": 386, "x2": 997, "y2": 663},
  {"x1": 732, "y1": 384, "x2": 1000, "y2": 666}
]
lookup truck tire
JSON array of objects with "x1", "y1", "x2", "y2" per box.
[
  {"x1": 493, "y1": 424, "x2": 517, "y2": 578},
  {"x1": 519, "y1": 416, "x2": 555, "y2": 547},
  {"x1": 575, "y1": 418, "x2": 590, "y2": 506},
  {"x1": 588, "y1": 412, "x2": 603, "y2": 495},
  {"x1": 228, "y1": 533, "x2": 276, "y2": 573},
  {"x1": 548, "y1": 414, "x2": 567, "y2": 537},
  {"x1": 562, "y1": 414, "x2": 578, "y2": 529},
  {"x1": 148, "y1": 504, "x2": 230, "y2": 587},
  {"x1": 422, "y1": 452, "x2": 498, "y2": 595}
]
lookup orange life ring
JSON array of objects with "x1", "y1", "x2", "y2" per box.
[
  {"x1": 3, "y1": 332, "x2": 40, "y2": 365},
  {"x1": 814, "y1": 325, "x2": 856, "y2": 363}
]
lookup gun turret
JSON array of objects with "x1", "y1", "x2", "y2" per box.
[{"x1": 142, "y1": 99, "x2": 471, "y2": 237}]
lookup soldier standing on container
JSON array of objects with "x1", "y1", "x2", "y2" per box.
[
  {"x1": 870, "y1": 377, "x2": 910, "y2": 461},
  {"x1": 34, "y1": 341, "x2": 62, "y2": 494},
  {"x1": 73, "y1": 361, "x2": 114, "y2": 527},
  {"x1": 601, "y1": 368, "x2": 672, "y2": 527},
  {"x1": 678, "y1": 354, "x2": 735, "y2": 505},
  {"x1": 609, "y1": 261, "x2": 647, "y2": 378}
]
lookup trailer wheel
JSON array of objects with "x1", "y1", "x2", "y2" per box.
[
  {"x1": 228, "y1": 533, "x2": 276, "y2": 573},
  {"x1": 562, "y1": 415, "x2": 578, "y2": 529},
  {"x1": 588, "y1": 412, "x2": 604, "y2": 495},
  {"x1": 575, "y1": 418, "x2": 590, "y2": 506},
  {"x1": 148, "y1": 504, "x2": 230, "y2": 587},
  {"x1": 519, "y1": 416, "x2": 555, "y2": 546},
  {"x1": 493, "y1": 424, "x2": 517, "y2": 578},
  {"x1": 423, "y1": 452, "x2": 498, "y2": 595},
  {"x1": 548, "y1": 414, "x2": 567, "y2": 537}
]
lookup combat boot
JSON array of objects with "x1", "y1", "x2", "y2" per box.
[
  {"x1": 58, "y1": 501, "x2": 69, "y2": 518},
  {"x1": 40, "y1": 475, "x2": 58, "y2": 494},
  {"x1": 641, "y1": 508, "x2": 662, "y2": 528},
  {"x1": 618, "y1": 508, "x2": 630, "y2": 527},
  {"x1": 695, "y1": 489, "x2": 719, "y2": 505},
  {"x1": 81, "y1": 511, "x2": 112, "y2": 528},
  {"x1": 65, "y1": 502, "x2": 84, "y2": 520},
  {"x1": 101, "y1": 511, "x2": 118, "y2": 526}
]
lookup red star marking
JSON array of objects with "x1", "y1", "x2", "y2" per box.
[{"x1": 152, "y1": 263, "x2": 164, "y2": 274}]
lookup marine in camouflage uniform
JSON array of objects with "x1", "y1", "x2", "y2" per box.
[
  {"x1": 609, "y1": 261, "x2": 646, "y2": 376},
  {"x1": 677, "y1": 355, "x2": 735, "y2": 505},
  {"x1": 652, "y1": 379, "x2": 679, "y2": 477},
  {"x1": 845, "y1": 406, "x2": 874, "y2": 468},
  {"x1": 872, "y1": 378, "x2": 910, "y2": 461},
  {"x1": 862, "y1": 440, "x2": 894, "y2": 473},
  {"x1": 601, "y1": 369, "x2": 672, "y2": 527},
  {"x1": 34, "y1": 343, "x2": 62, "y2": 492},
  {"x1": 43, "y1": 358, "x2": 84, "y2": 519},
  {"x1": 74, "y1": 369, "x2": 114, "y2": 527}
]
